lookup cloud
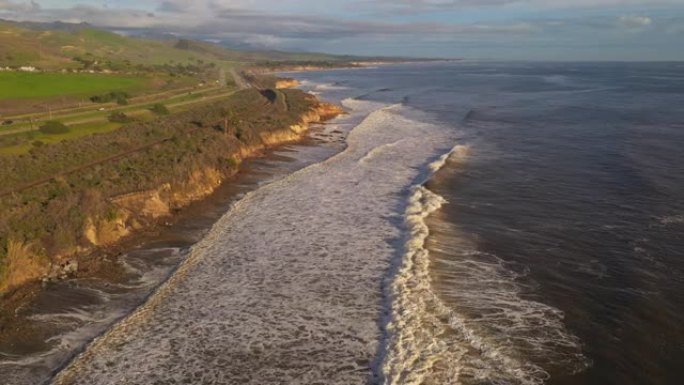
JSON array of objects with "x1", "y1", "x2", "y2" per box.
[
  {"x1": 157, "y1": 1, "x2": 192, "y2": 13},
  {"x1": 1, "y1": 1, "x2": 539, "y2": 40},
  {"x1": 618, "y1": 15, "x2": 653, "y2": 28},
  {"x1": 0, "y1": 0, "x2": 40, "y2": 12},
  {"x1": 0, "y1": 0, "x2": 681, "y2": 59},
  {"x1": 370, "y1": 0, "x2": 680, "y2": 9}
]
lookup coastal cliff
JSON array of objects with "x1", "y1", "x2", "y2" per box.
[
  {"x1": 81, "y1": 98, "x2": 341, "y2": 257},
  {"x1": 0, "y1": 88, "x2": 342, "y2": 294}
]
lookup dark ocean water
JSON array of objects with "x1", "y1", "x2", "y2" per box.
[{"x1": 298, "y1": 62, "x2": 684, "y2": 385}]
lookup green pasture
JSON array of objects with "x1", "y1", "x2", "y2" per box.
[
  {"x1": 0, "y1": 121, "x2": 125, "y2": 155},
  {"x1": 0, "y1": 72, "x2": 146, "y2": 100}
]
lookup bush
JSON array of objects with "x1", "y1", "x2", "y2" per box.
[
  {"x1": 150, "y1": 103, "x2": 170, "y2": 116},
  {"x1": 39, "y1": 121, "x2": 69, "y2": 135},
  {"x1": 90, "y1": 91, "x2": 130, "y2": 104},
  {"x1": 108, "y1": 112, "x2": 132, "y2": 123}
]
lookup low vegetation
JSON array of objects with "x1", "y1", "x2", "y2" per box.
[
  {"x1": 150, "y1": 103, "x2": 170, "y2": 116},
  {"x1": 38, "y1": 121, "x2": 69, "y2": 135},
  {"x1": 90, "y1": 91, "x2": 130, "y2": 104},
  {"x1": 107, "y1": 112, "x2": 132, "y2": 123},
  {"x1": 0, "y1": 88, "x2": 328, "y2": 292}
]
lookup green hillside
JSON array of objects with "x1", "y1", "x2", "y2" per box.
[{"x1": 0, "y1": 20, "x2": 347, "y2": 70}]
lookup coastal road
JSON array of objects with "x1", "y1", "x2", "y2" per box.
[{"x1": 229, "y1": 68, "x2": 251, "y2": 90}]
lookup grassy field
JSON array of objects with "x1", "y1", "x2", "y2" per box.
[
  {"x1": 0, "y1": 86, "x2": 238, "y2": 155},
  {"x1": 0, "y1": 72, "x2": 146, "y2": 100},
  {"x1": 0, "y1": 122, "x2": 125, "y2": 155}
]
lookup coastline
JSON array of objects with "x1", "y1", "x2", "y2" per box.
[
  {"x1": 247, "y1": 59, "x2": 445, "y2": 77},
  {"x1": 4, "y1": 63, "x2": 463, "y2": 385},
  {"x1": 0, "y1": 84, "x2": 343, "y2": 373},
  {"x1": 48, "y1": 92, "x2": 461, "y2": 385}
]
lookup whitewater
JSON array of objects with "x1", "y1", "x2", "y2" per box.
[{"x1": 51, "y1": 97, "x2": 458, "y2": 384}]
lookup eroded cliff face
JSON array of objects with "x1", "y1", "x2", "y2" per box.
[
  {"x1": 84, "y1": 216, "x2": 131, "y2": 247},
  {"x1": 275, "y1": 79, "x2": 301, "y2": 89}
]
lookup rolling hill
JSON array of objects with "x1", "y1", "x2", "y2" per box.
[{"x1": 0, "y1": 19, "x2": 350, "y2": 70}]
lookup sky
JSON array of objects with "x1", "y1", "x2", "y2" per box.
[{"x1": 1, "y1": 0, "x2": 683, "y2": 60}]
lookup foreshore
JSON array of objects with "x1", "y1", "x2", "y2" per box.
[{"x1": 0, "y1": 84, "x2": 343, "y2": 372}]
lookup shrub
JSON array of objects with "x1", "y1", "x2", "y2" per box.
[
  {"x1": 225, "y1": 156, "x2": 240, "y2": 168},
  {"x1": 39, "y1": 121, "x2": 69, "y2": 135},
  {"x1": 150, "y1": 103, "x2": 170, "y2": 116},
  {"x1": 105, "y1": 207, "x2": 120, "y2": 221},
  {"x1": 90, "y1": 91, "x2": 130, "y2": 104},
  {"x1": 108, "y1": 112, "x2": 132, "y2": 123}
]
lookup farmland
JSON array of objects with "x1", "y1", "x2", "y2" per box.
[{"x1": 0, "y1": 72, "x2": 147, "y2": 100}]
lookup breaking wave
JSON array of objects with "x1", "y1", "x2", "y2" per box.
[{"x1": 380, "y1": 145, "x2": 589, "y2": 385}]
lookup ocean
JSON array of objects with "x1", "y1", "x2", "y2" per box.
[
  {"x1": 294, "y1": 62, "x2": 684, "y2": 384},
  {"x1": 3, "y1": 62, "x2": 683, "y2": 385}
]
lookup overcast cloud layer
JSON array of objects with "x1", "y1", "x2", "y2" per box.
[{"x1": 1, "y1": 0, "x2": 683, "y2": 60}]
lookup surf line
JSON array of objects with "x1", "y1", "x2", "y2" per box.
[{"x1": 375, "y1": 144, "x2": 470, "y2": 385}]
